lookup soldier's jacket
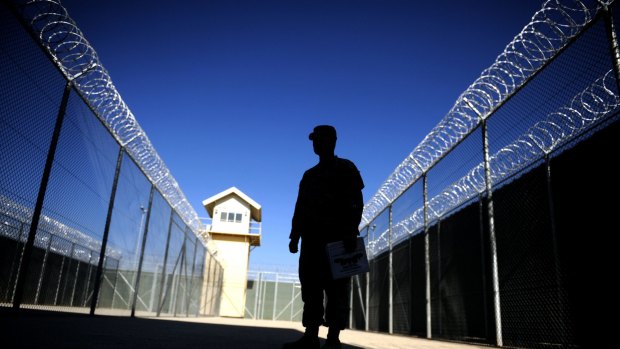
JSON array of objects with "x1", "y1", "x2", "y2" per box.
[{"x1": 290, "y1": 156, "x2": 364, "y2": 246}]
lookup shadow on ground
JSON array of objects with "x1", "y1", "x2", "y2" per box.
[{"x1": 0, "y1": 308, "x2": 365, "y2": 349}]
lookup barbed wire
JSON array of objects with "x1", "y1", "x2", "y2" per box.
[
  {"x1": 1, "y1": 194, "x2": 122, "y2": 261},
  {"x1": 361, "y1": 0, "x2": 610, "y2": 229},
  {"x1": 12, "y1": 0, "x2": 208, "y2": 245},
  {"x1": 11, "y1": 0, "x2": 615, "y2": 257},
  {"x1": 368, "y1": 68, "x2": 620, "y2": 256}
]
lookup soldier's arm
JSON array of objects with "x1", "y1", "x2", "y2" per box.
[
  {"x1": 344, "y1": 161, "x2": 365, "y2": 251},
  {"x1": 289, "y1": 174, "x2": 307, "y2": 253}
]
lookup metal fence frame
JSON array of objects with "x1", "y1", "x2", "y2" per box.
[
  {"x1": 245, "y1": 271, "x2": 303, "y2": 322},
  {"x1": 0, "y1": 0, "x2": 223, "y2": 317},
  {"x1": 358, "y1": 1, "x2": 620, "y2": 347}
]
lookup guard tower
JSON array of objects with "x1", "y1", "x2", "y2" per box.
[{"x1": 202, "y1": 187, "x2": 261, "y2": 317}]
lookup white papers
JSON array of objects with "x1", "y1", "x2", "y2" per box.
[{"x1": 326, "y1": 237, "x2": 369, "y2": 279}]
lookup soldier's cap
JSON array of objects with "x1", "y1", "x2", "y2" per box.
[{"x1": 309, "y1": 125, "x2": 337, "y2": 141}]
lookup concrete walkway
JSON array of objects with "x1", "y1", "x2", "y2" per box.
[
  {"x1": 0, "y1": 308, "x2": 492, "y2": 349},
  {"x1": 182, "y1": 316, "x2": 492, "y2": 349}
]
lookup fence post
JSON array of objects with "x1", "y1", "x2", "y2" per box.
[
  {"x1": 207, "y1": 253, "x2": 215, "y2": 315},
  {"x1": 254, "y1": 272, "x2": 261, "y2": 319},
  {"x1": 388, "y1": 205, "x2": 393, "y2": 334},
  {"x1": 260, "y1": 273, "x2": 268, "y2": 319},
  {"x1": 273, "y1": 273, "x2": 279, "y2": 320},
  {"x1": 349, "y1": 277, "x2": 354, "y2": 327},
  {"x1": 131, "y1": 185, "x2": 155, "y2": 317},
  {"x1": 61, "y1": 243, "x2": 75, "y2": 306},
  {"x1": 89, "y1": 146, "x2": 124, "y2": 315},
  {"x1": 69, "y1": 252, "x2": 81, "y2": 306},
  {"x1": 186, "y1": 235, "x2": 199, "y2": 316},
  {"x1": 478, "y1": 194, "x2": 490, "y2": 340},
  {"x1": 33, "y1": 234, "x2": 53, "y2": 305},
  {"x1": 261, "y1": 272, "x2": 267, "y2": 319},
  {"x1": 156, "y1": 210, "x2": 175, "y2": 316},
  {"x1": 365, "y1": 225, "x2": 372, "y2": 331},
  {"x1": 209, "y1": 255, "x2": 217, "y2": 315},
  {"x1": 12, "y1": 81, "x2": 72, "y2": 309},
  {"x1": 83, "y1": 252, "x2": 95, "y2": 307},
  {"x1": 365, "y1": 268, "x2": 370, "y2": 331},
  {"x1": 150, "y1": 264, "x2": 160, "y2": 312},
  {"x1": 290, "y1": 278, "x2": 295, "y2": 321},
  {"x1": 172, "y1": 236, "x2": 187, "y2": 316},
  {"x1": 543, "y1": 155, "x2": 569, "y2": 335},
  {"x1": 5, "y1": 222, "x2": 25, "y2": 303},
  {"x1": 53, "y1": 246, "x2": 66, "y2": 306},
  {"x1": 201, "y1": 254, "x2": 210, "y2": 315},
  {"x1": 423, "y1": 174, "x2": 432, "y2": 338},
  {"x1": 481, "y1": 118, "x2": 503, "y2": 347}
]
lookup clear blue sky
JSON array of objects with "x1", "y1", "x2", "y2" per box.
[{"x1": 61, "y1": 0, "x2": 544, "y2": 272}]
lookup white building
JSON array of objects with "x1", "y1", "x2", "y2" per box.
[{"x1": 202, "y1": 187, "x2": 261, "y2": 317}]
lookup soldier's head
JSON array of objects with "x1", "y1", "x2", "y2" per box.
[{"x1": 309, "y1": 125, "x2": 337, "y2": 157}]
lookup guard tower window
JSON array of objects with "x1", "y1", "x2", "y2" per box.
[{"x1": 220, "y1": 212, "x2": 242, "y2": 223}]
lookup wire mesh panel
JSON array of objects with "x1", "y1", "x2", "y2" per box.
[
  {"x1": 245, "y1": 277, "x2": 257, "y2": 319},
  {"x1": 0, "y1": 2, "x2": 67, "y2": 307},
  {"x1": 368, "y1": 252, "x2": 389, "y2": 332},
  {"x1": 392, "y1": 240, "x2": 411, "y2": 335},
  {"x1": 350, "y1": 273, "x2": 367, "y2": 330},
  {"x1": 98, "y1": 257, "x2": 120, "y2": 309},
  {"x1": 174, "y1": 231, "x2": 196, "y2": 316},
  {"x1": 246, "y1": 272, "x2": 261, "y2": 320},
  {"x1": 271, "y1": 274, "x2": 302, "y2": 322},
  {"x1": 409, "y1": 231, "x2": 427, "y2": 337},
  {"x1": 259, "y1": 279, "x2": 276, "y2": 320},
  {"x1": 19, "y1": 231, "x2": 51, "y2": 307},
  {"x1": 96, "y1": 154, "x2": 151, "y2": 315},
  {"x1": 134, "y1": 190, "x2": 171, "y2": 316},
  {"x1": 201, "y1": 251, "x2": 223, "y2": 316},
  {"x1": 54, "y1": 243, "x2": 85, "y2": 307},
  {"x1": 216, "y1": 262, "x2": 224, "y2": 315},
  {"x1": 428, "y1": 222, "x2": 441, "y2": 336},
  {"x1": 20, "y1": 88, "x2": 119, "y2": 311},
  {"x1": 366, "y1": 208, "x2": 390, "y2": 331},
  {"x1": 494, "y1": 164, "x2": 571, "y2": 348},
  {"x1": 0, "y1": 216, "x2": 27, "y2": 305},
  {"x1": 244, "y1": 272, "x2": 302, "y2": 321},
  {"x1": 158, "y1": 216, "x2": 186, "y2": 316},
  {"x1": 188, "y1": 242, "x2": 206, "y2": 316},
  {"x1": 39, "y1": 88, "x2": 118, "y2": 243},
  {"x1": 429, "y1": 203, "x2": 488, "y2": 343},
  {"x1": 550, "y1": 116, "x2": 620, "y2": 348},
  {"x1": 31, "y1": 235, "x2": 67, "y2": 306},
  {"x1": 69, "y1": 243, "x2": 96, "y2": 308}
]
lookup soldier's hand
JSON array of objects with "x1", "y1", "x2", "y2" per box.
[{"x1": 289, "y1": 238, "x2": 299, "y2": 254}]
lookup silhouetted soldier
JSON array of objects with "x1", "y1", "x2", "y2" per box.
[{"x1": 284, "y1": 125, "x2": 364, "y2": 349}]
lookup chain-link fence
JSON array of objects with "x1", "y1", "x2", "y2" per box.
[
  {"x1": 244, "y1": 271, "x2": 303, "y2": 322},
  {"x1": 0, "y1": 0, "x2": 223, "y2": 318},
  {"x1": 355, "y1": 1, "x2": 620, "y2": 347}
]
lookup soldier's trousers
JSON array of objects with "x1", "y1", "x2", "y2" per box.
[{"x1": 299, "y1": 243, "x2": 350, "y2": 330}]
